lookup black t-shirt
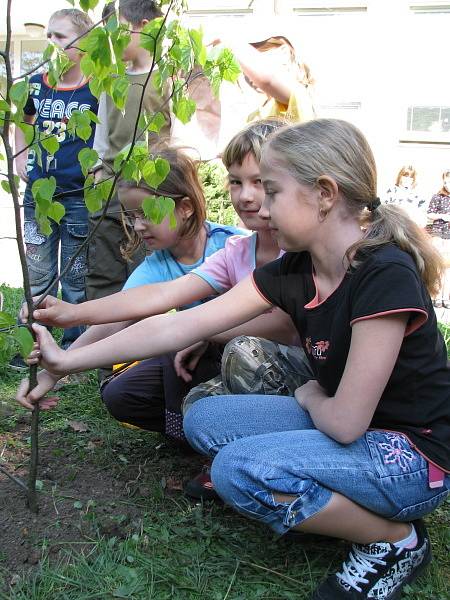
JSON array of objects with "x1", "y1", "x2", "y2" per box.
[{"x1": 253, "y1": 244, "x2": 450, "y2": 472}]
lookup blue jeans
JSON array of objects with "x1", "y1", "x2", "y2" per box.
[
  {"x1": 23, "y1": 188, "x2": 88, "y2": 348},
  {"x1": 184, "y1": 395, "x2": 450, "y2": 535}
]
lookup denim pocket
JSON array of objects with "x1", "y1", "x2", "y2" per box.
[
  {"x1": 66, "y1": 223, "x2": 88, "y2": 240},
  {"x1": 366, "y1": 431, "x2": 425, "y2": 478},
  {"x1": 24, "y1": 220, "x2": 47, "y2": 246}
]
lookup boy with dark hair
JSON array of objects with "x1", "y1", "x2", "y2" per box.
[
  {"x1": 86, "y1": 0, "x2": 171, "y2": 302},
  {"x1": 11, "y1": 8, "x2": 98, "y2": 371}
]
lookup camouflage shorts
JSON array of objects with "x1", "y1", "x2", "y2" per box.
[{"x1": 182, "y1": 336, "x2": 314, "y2": 415}]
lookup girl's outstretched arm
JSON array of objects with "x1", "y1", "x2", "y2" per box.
[
  {"x1": 30, "y1": 274, "x2": 215, "y2": 328},
  {"x1": 295, "y1": 313, "x2": 409, "y2": 444},
  {"x1": 33, "y1": 276, "x2": 271, "y2": 376}
]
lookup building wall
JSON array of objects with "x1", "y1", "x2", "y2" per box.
[{"x1": 0, "y1": 0, "x2": 449, "y2": 286}]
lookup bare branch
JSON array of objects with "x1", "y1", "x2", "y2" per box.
[
  {"x1": 1, "y1": 0, "x2": 39, "y2": 513},
  {"x1": 0, "y1": 464, "x2": 28, "y2": 492}
]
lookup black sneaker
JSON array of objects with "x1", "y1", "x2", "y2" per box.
[
  {"x1": 9, "y1": 353, "x2": 28, "y2": 372},
  {"x1": 312, "y1": 519, "x2": 432, "y2": 599},
  {"x1": 184, "y1": 465, "x2": 221, "y2": 502}
]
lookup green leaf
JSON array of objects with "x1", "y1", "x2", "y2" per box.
[
  {"x1": 80, "y1": 0, "x2": 99, "y2": 10},
  {"x1": 10, "y1": 80, "x2": 29, "y2": 110},
  {"x1": 1, "y1": 180, "x2": 11, "y2": 194},
  {"x1": 111, "y1": 76, "x2": 129, "y2": 111},
  {"x1": 139, "y1": 111, "x2": 166, "y2": 134},
  {"x1": 84, "y1": 176, "x2": 103, "y2": 212},
  {"x1": 97, "y1": 178, "x2": 114, "y2": 202},
  {"x1": 218, "y1": 47, "x2": 241, "y2": 83},
  {"x1": 80, "y1": 54, "x2": 95, "y2": 79},
  {"x1": 172, "y1": 96, "x2": 196, "y2": 125},
  {"x1": 32, "y1": 177, "x2": 56, "y2": 210},
  {"x1": 73, "y1": 500, "x2": 83, "y2": 509},
  {"x1": 40, "y1": 135, "x2": 60, "y2": 155},
  {"x1": 78, "y1": 147, "x2": 99, "y2": 177},
  {"x1": 77, "y1": 126, "x2": 92, "y2": 142},
  {"x1": 189, "y1": 28, "x2": 207, "y2": 67},
  {"x1": 85, "y1": 109, "x2": 100, "y2": 125},
  {"x1": 48, "y1": 201, "x2": 65, "y2": 224},
  {"x1": 36, "y1": 213, "x2": 52, "y2": 236},
  {"x1": 0, "y1": 100, "x2": 10, "y2": 111},
  {"x1": 154, "y1": 157, "x2": 170, "y2": 186},
  {"x1": 0, "y1": 311, "x2": 15, "y2": 328},
  {"x1": 142, "y1": 195, "x2": 175, "y2": 225},
  {"x1": 19, "y1": 121, "x2": 36, "y2": 146},
  {"x1": 79, "y1": 28, "x2": 111, "y2": 67},
  {"x1": 140, "y1": 18, "x2": 165, "y2": 56},
  {"x1": 13, "y1": 327, "x2": 34, "y2": 359}
]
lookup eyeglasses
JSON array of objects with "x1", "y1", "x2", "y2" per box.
[{"x1": 121, "y1": 209, "x2": 149, "y2": 227}]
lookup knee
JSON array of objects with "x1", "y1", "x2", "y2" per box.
[
  {"x1": 101, "y1": 379, "x2": 127, "y2": 421},
  {"x1": 222, "y1": 335, "x2": 256, "y2": 362},
  {"x1": 183, "y1": 399, "x2": 210, "y2": 454},
  {"x1": 210, "y1": 444, "x2": 241, "y2": 502}
]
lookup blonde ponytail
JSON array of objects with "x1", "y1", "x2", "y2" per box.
[
  {"x1": 350, "y1": 204, "x2": 443, "y2": 297},
  {"x1": 267, "y1": 118, "x2": 443, "y2": 296}
]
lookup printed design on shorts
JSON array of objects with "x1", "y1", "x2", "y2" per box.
[
  {"x1": 23, "y1": 221, "x2": 47, "y2": 246},
  {"x1": 378, "y1": 433, "x2": 415, "y2": 472},
  {"x1": 70, "y1": 255, "x2": 86, "y2": 276},
  {"x1": 305, "y1": 336, "x2": 330, "y2": 361}
]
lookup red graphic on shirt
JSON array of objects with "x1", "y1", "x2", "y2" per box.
[{"x1": 307, "y1": 339, "x2": 330, "y2": 360}]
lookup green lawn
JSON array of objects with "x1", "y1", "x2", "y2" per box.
[{"x1": 0, "y1": 284, "x2": 449, "y2": 600}]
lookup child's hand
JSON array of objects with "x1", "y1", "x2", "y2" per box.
[
  {"x1": 294, "y1": 379, "x2": 323, "y2": 412},
  {"x1": 15, "y1": 155, "x2": 29, "y2": 182},
  {"x1": 174, "y1": 341, "x2": 209, "y2": 382},
  {"x1": 16, "y1": 370, "x2": 60, "y2": 411},
  {"x1": 27, "y1": 324, "x2": 68, "y2": 376},
  {"x1": 21, "y1": 295, "x2": 78, "y2": 328}
]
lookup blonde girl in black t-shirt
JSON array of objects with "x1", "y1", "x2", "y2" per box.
[{"x1": 24, "y1": 119, "x2": 449, "y2": 600}]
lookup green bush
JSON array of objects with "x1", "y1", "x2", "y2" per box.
[{"x1": 199, "y1": 161, "x2": 238, "y2": 226}]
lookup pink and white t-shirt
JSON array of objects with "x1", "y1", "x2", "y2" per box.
[{"x1": 192, "y1": 233, "x2": 283, "y2": 292}]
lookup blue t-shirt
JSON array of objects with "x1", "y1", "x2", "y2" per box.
[
  {"x1": 24, "y1": 73, "x2": 98, "y2": 195},
  {"x1": 123, "y1": 221, "x2": 246, "y2": 309}
]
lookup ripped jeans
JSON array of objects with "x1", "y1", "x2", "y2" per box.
[
  {"x1": 23, "y1": 188, "x2": 88, "y2": 348},
  {"x1": 184, "y1": 395, "x2": 450, "y2": 535}
]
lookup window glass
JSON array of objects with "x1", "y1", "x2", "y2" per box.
[{"x1": 21, "y1": 40, "x2": 46, "y2": 75}]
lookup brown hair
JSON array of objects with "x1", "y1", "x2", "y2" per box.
[
  {"x1": 438, "y1": 169, "x2": 450, "y2": 196},
  {"x1": 118, "y1": 0, "x2": 163, "y2": 26},
  {"x1": 266, "y1": 119, "x2": 443, "y2": 296},
  {"x1": 119, "y1": 146, "x2": 206, "y2": 260},
  {"x1": 222, "y1": 118, "x2": 287, "y2": 169},
  {"x1": 50, "y1": 9, "x2": 94, "y2": 36},
  {"x1": 395, "y1": 165, "x2": 417, "y2": 188}
]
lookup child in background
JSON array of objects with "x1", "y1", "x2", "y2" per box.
[
  {"x1": 427, "y1": 169, "x2": 450, "y2": 307},
  {"x1": 87, "y1": 0, "x2": 171, "y2": 302},
  {"x1": 383, "y1": 164, "x2": 427, "y2": 228},
  {"x1": 27, "y1": 119, "x2": 449, "y2": 600},
  {"x1": 10, "y1": 8, "x2": 98, "y2": 371}
]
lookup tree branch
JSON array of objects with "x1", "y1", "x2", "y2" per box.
[
  {"x1": 1, "y1": 0, "x2": 39, "y2": 513},
  {"x1": 0, "y1": 464, "x2": 28, "y2": 492}
]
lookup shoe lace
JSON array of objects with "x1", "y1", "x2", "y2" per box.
[{"x1": 337, "y1": 545, "x2": 388, "y2": 593}]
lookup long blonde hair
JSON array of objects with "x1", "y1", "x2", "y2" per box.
[{"x1": 267, "y1": 119, "x2": 443, "y2": 296}]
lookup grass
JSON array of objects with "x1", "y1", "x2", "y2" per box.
[{"x1": 0, "y1": 283, "x2": 449, "y2": 599}]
